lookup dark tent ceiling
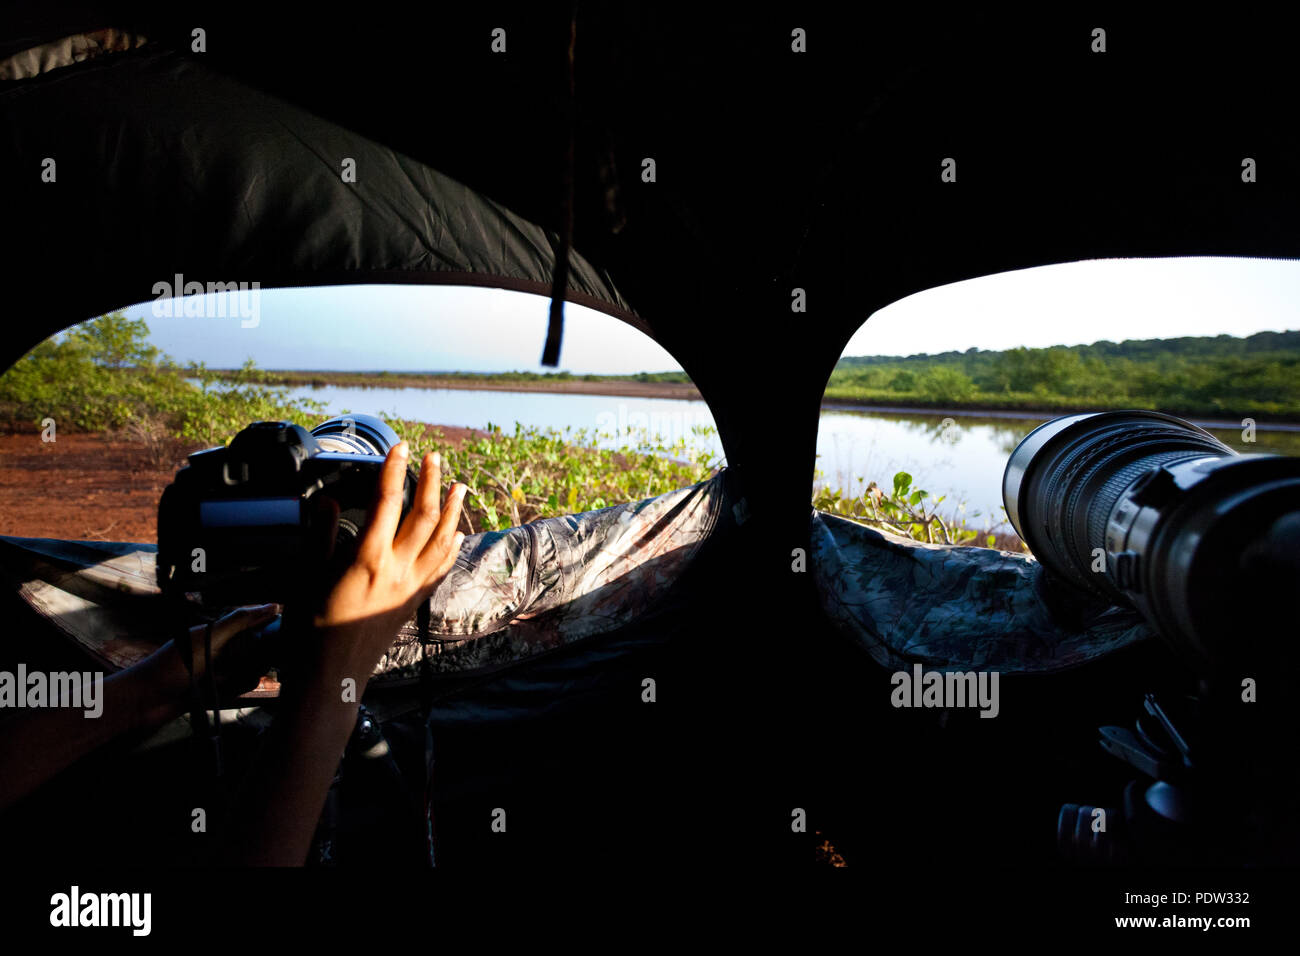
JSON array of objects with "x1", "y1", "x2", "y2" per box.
[{"x1": 2, "y1": 4, "x2": 1298, "y2": 546}]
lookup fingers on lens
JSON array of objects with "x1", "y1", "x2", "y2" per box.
[
  {"x1": 417, "y1": 452, "x2": 442, "y2": 518},
  {"x1": 395, "y1": 454, "x2": 444, "y2": 558},
  {"x1": 361, "y1": 442, "x2": 409, "y2": 563}
]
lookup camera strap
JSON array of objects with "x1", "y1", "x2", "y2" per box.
[
  {"x1": 176, "y1": 617, "x2": 228, "y2": 826},
  {"x1": 204, "y1": 622, "x2": 224, "y2": 780},
  {"x1": 417, "y1": 600, "x2": 437, "y2": 867}
]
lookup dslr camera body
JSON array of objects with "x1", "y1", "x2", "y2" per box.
[{"x1": 157, "y1": 414, "x2": 415, "y2": 605}]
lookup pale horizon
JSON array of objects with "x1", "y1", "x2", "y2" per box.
[
  {"x1": 844, "y1": 256, "x2": 1300, "y2": 358},
  {"x1": 101, "y1": 256, "x2": 1300, "y2": 374}
]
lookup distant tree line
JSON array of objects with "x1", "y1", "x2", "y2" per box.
[{"x1": 827, "y1": 330, "x2": 1300, "y2": 418}]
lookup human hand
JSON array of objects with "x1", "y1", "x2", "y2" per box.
[
  {"x1": 145, "y1": 603, "x2": 281, "y2": 714},
  {"x1": 0, "y1": 604, "x2": 279, "y2": 815},
  {"x1": 312, "y1": 441, "x2": 466, "y2": 680}
]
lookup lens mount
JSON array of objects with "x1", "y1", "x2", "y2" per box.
[{"x1": 311, "y1": 414, "x2": 400, "y2": 457}]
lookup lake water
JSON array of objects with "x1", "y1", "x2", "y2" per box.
[{"x1": 267, "y1": 383, "x2": 1300, "y2": 533}]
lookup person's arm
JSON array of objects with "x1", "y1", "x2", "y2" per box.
[
  {"x1": 226, "y1": 443, "x2": 465, "y2": 866},
  {"x1": 0, "y1": 603, "x2": 278, "y2": 813}
]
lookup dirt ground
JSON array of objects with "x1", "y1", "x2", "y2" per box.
[{"x1": 0, "y1": 422, "x2": 488, "y2": 543}]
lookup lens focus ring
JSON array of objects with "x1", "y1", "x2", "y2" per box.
[{"x1": 1006, "y1": 411, "x2": 1232, "y2": 596}]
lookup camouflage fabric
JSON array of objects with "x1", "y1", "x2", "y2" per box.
[
  {"x1": 0, "y1": 481, "x2": 1149, "y2": 684},
  {"x1": 375, "y1": 472, "x2": 728, "y2": 680},
  {"x1": 0, "y1": 472, "x2": 729, "y2": 679},
  {"x1": 809, "y1": 510, "x2": 1152, "y2": 673}
]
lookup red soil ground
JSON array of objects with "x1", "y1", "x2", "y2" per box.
[{"x1": 0, "y1": 423, "x2": 487, "y2": 543}]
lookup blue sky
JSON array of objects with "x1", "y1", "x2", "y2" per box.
[
  {"x1": 118, "y1": 256, "x2": 1300, "y2": 373},
  {"x1": 125, "y1": 285, "x2": 677, "y2": 375},
  {"x1": 848, "y1": 256, "x2": 1300, "y2": 357}
]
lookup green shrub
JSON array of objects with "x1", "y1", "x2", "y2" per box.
[
  {"x1": 0, "y1": 314, "x2": 322, "y2": 444},
  {"x1": 389, "y1": 418, "x2": 722, "y2": 532},
  {"x1": 813, "y1": 471, "x2": 1002, "y2": 548}
]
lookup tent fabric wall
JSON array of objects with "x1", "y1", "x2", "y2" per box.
[
  {"x1": 0, "y1": 26, "x2": 147, "y2": 81},
  {"x1": 0, "y1": 39, "x2": 641, "y2": 369},
  {"x1": 810, "y1": 511, "x2": 1153, "y2": 674}
]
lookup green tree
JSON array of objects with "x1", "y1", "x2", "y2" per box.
[
  {"x1": 65, "y1": 312, "x2": 160, "y2": 369},
  {"x1": 888, "y1": 369, "x2": 918, "y2": 392},
  {"x1": 917, "y1": 366, "x2": 974, "y2": 402}
]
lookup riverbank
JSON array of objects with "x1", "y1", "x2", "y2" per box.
[
  {"x1": 216, "y1": 369, "x2": 703, "y2": 402},
  {"x1": 819, "y1": 399, "x2": 1300, "y2": 432},
  {"x1": 215, "y1": 369, "x2": 1300, "y2": 428}
]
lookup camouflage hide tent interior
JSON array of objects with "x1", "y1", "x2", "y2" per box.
[{"x1": 1, "y1": 469, "x2": 1151, "y2": 723}]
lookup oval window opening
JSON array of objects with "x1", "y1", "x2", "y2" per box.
[
  {"x1": 0, "y1": 284, "x2": 723, "y2": 542},
  {"x1": 816, "y1": 256, "x2": 1300, "y2": 552}
]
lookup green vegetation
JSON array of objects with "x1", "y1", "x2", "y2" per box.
[
  {"x1": 0, "y1": 313, "x2": 323, "y2": 444},
  {"x1": 389, "y1": 420, "x2": 720, "y2": 532},
  {"x1": 826, "y1": 330, "x2": 1300, "y2": 419},
  {"x1": 813, "y1": 471, "x2": 1001, "y2": 548},
  {"x1": 0, "y1": 314, "x2": 719, "y2": 533},
  {"x1": 211, "y1": 330, "x2": 1300, "y2": 423}
]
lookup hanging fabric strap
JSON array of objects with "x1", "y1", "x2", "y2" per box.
[{"x1": 542, "y1": 4, "x2": 579, "y2": 367}]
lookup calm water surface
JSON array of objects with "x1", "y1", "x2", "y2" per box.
[{"x1": 267, "y1": 383, "x2": 1299, "y2": 531}]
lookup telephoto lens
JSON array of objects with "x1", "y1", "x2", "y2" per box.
[{"x1": 1003, "y1": 410, "x2": 1300, "y2": 674}]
